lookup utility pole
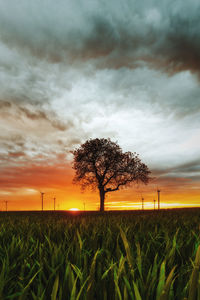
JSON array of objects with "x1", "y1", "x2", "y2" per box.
[
  {"x1": 153, "y1": 199, "x2": 156, "y2": 210},
  {"x1": 41, "y1": 192, "x2": 44, "y2": 211},
  {"x1": 142, "y1": 197, "x2": 144, "y2": 210},
  {"x1": 157, "y1": 189, "x2": 161, "y2": 210},
  {"x1": 53, "y1": 197, "x2": 56, "y2": 211},
  {"x1": 4, "y1": 200, "x2": 8, "y2": 212},
  {"x1": 83, "y1": 202, "x2": 85, "y2": 211}
]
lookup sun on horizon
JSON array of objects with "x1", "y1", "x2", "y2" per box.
[{"x1": 68, "y1": 208, "x2": 80, "y2": 211}]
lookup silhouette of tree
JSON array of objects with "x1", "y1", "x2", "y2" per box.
[{"x1": 72, "y1": 138, "x2": 151, "y2": 212}]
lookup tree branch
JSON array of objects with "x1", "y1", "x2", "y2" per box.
[
  {"x1": 103, "y1": 171, "x2": 117, "y2": 187},
  {"x1": 105, "y1": 178, "x2": 135, "y2": 193}
]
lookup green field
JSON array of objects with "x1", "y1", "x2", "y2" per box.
[{"x1": 1, "y1": 209, "x2": 200, "y2": 300}]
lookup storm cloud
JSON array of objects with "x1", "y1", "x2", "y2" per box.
[{"x1": 0, "y1": 0, "x2": 200, "y2": 74}]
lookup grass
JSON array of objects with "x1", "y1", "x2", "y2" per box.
[{"x1": 0, "y1": 208, "x2": 200, "y2": 299}]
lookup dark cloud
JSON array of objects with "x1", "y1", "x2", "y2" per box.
[
  {"x1": 152, "y1": 159, "x2": 200, "y2": 180},
  {"x1": 161, "y1": 14, "x2": 200, "y2": 74},
  {"x1": 0, "y1": 100, "x2": 73, "y2": 131},
  {"x1": 19, "y1": 106, "x2": 71, "y2": 131},
  {"x1": 8, "y1": 151, "x2": 25, "y2": 158},
  {"x1": 170, "y1": 160, "x2": 200, "y2": 175},
  {"x1": 19, "y1": 107, "x2": 47, "y2": 121},
  {"x1": 0, "y1": 101, "x2": 12, "y2": 109},
  {"x1": 0, "y1": 0, "x2": 200, "y2": 124},
  {"x1": 0, "y1": 0, "x2": 200, "y2": 74},
  {"x1": 0, "y1": 134, "x2": 26, "y2": 156}
]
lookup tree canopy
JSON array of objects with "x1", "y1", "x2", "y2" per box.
[{"x1": 72, "y1": 138, "x2": 151, "y2": 211}]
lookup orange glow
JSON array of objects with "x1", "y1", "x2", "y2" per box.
[
  {"x1": 0, "y1": 161, "x2": 200, "y2": 211},
  {"x1": 1, "y1": 185, "x2": 200, "y2": 211}
]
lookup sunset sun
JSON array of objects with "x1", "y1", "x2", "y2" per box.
[{"x1": 69, "y1": 208, "x2": 80, "y2": 211}]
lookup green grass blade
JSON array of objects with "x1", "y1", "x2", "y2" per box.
[
  {"x1": 133, "y1": 281, "x2": 142, "y2": 300},
  {"x1": 51, "y1": 275, "x2": 59, "y2": 300},
  {"x1": 76, "y1": 276, "x2": 89, "y2": 300},
  {"x1": 188, "y1": 245, "x2": 200, "y2": 300},
  {"x1": 87, "y1": 249, "x2": 100, "y2": 300},
  {"x1": 156, "y1": 261, "x2": 166, "y2": 300},
  {"x1": 114, "y1": 279, "x2": 122, "y2": 300},
  {"x1": 70, "y1": 276, "x2": 78, "y2": 300},
  {"x1": 120, "y1": 227, "x2": 133, "y2": 271},
  {"x1": 158, "y1": 266, "x2": 176, "y2": 300}
]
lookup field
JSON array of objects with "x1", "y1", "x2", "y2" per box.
[{"x1": 1, "y1": 209, "x2": 200, "y2": 300}]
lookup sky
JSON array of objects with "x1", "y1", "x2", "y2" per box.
[{"x1": 0, "y1": 0, "x2": 200, "y2": 210}]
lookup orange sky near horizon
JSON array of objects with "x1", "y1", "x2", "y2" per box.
[
  {"x1": 1, "y1": 187, "x2": 200, "y2": 211},
  {"x1": 0, "y1": 161, "x2": 200, "y2": 211}
]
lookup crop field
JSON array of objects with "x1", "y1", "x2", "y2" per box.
[{"x1": 1, "y1": 209, "x2": 200, "y2": 300}]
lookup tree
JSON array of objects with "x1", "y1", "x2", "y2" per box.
[{"x1": 72, "y1": 138, "x2": 151, "y2": 212}]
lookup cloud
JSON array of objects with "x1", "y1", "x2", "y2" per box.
[
  {"x1": 0, "y1": 99, "x2": 86, "y2": 166},
  {"x1": 18, "y1": 106, "x2": 71, "y2": 131},
  {"x1": 79, "y1": 67, "x2": 200, "y2": 118},
  {"x1": 0, "y1": 0, "x2": 200, "y2": 124},
  {"x1": 0, "y1": 161, "x2": 73, "y2": 189},
  {"x1": 0, "y1": 100, "x2": 75, "y2": 133},
  {"x1": 0, "y1": 0, "x2": 200, "y2": 74},
  {"x1": 0, "y1": 101, "x2": 12, "y2": 109},
  {"x1": 8, "y1": 151, "x2": 25, "y2": 158},
  {"x1": 153, "y1": 159, "x2": 200, "y2": 180}
]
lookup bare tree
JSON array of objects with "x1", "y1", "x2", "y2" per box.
[{"x1": 72, "y1": 138, "x2": 151, "y2": 212}]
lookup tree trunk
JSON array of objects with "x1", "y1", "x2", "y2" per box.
[{"x1": 99, "y1": 188, "x2": 105, "y2": 212}]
